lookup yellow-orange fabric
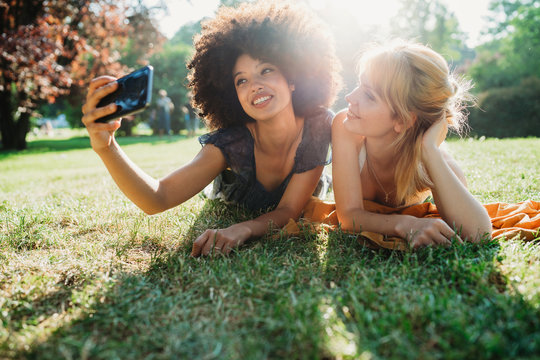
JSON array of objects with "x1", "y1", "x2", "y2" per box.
[{"x1": 279, "y1": 198, "x2": 540, "y2": 250}]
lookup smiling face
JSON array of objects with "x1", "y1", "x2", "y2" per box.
[
  {"x1": 344, "y1": 74, "x2": 400, "y2": 139},
  {"x1": 233, "y1": 54, "x2": 295, "y2": 122}
]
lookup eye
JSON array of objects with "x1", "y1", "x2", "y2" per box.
[
  {"x1": 235, "y1": 78, "x2": 247, "y2": 86},
  {"x1": 363, "y1": 89, "x2": 375, "y2": 101},
  {"x1": 261, "y1": 67, "x2": 274, "y2": 75}
]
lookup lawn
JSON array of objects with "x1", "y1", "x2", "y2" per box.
[{"x1": 1, "y1": 132, "x2": 539, "y2": 359}]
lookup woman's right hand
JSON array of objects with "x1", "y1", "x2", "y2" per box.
[
  {"x1": 396, "y1": 216, "x2": 463, "y2": 248},
  {"x1": 81, "y1": 76, "x2": 122, "y2": 152}
]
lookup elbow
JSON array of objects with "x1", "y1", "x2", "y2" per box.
[
  {"x1": 340, "y1": 216, "x2": 356, "y2": 232},
  {"x1": 140, "y1": 188, "x2": 169, "y2": 215},
  {"x1": 143, "y1": 208, "x2": 160, "y2": 216},
  {"x1": 140, "y1": 203, "x2": 167, "y2": 216},
  {"x1": 278, "y1": 205, "x2": 302, "y2": 225},
  {"x1": 462, "y1": 214, "x2": 492, "y2": 243},
  {"x1": 473, "y1": 218, "x2": 493, "y2": 243},
  {"x1": 337, "y1": 208, "x2": 363, "y2": 233}
]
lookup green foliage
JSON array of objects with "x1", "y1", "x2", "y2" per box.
[
  {"x1": 469, "y1": 77, "x2": 540, "y2": 138},
  {"x1": 148, "y1": 42, "x2": 193, "y2": 134},
  {"x1": 36, "y1": 98, "x2": 84, "y2": 129},
  {"x1": 468, "y1": 0, "x2": 540, "y2": 92},
  {"x1": 467, "y1": 40, "x2": 516, "y2": 90},
  {"x1": 390, "y1": 0, "x2": 470, "y2": 65},
  {"x1": 169, "y1": 20, "x2": 202, "y2": 47}
]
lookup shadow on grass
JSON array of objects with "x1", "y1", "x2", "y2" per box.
[
  {"x1": 10, "y1": 200, "x2": 330, "y2": 359},
  {"x1": 321, "y1": 235, "x2": 540, "y2": 359},
  {"x1": 7, "y1": 203, "x2": 540, "y2": 359},
  {"x1": 0, "y1": 134, "x2": 192, "y2": 158}
]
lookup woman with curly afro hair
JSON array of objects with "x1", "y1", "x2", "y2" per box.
[{"x1": 81, "y1": 1, "x2": 342, "y2": 256}]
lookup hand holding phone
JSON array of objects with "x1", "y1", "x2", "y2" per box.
[{"x1": 95, "y1": 65, "x2": 154, "y2": 123}]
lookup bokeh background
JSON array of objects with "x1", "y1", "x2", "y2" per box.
[{"x1": 1, "y1": 0, "x2": 539, "y2": 151}]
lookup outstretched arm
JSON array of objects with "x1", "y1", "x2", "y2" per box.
[
  {"x1": 82, "y1": 76, "x2": 226, "y2": 215},
  {"x1": 191, "y1": 165, "x2": 324, "y2": 256},
  {"x1": 421, "y1": 119, "x2": 492, "y2": 242}
]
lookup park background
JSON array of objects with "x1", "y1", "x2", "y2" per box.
[
  {"x1": 1, "y1": 0, "x2": 539, "y2": 148},
  {"x1": 1, "y1": 0, "x2": 539, "y2": 359}
]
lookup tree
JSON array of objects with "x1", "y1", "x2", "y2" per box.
[
  {"x1": 169, "y1": 20, "x2": 202, "y2": 47},
  {"x1": 120, "y1": 1, "x2": 167, "y2": 69},
  {"x1": 468, "y1": 0, "x2": 539, "y2": 92},
  {"x1": 0, "y1": 1, "x2": 124, "y2": 150},
  {"x1": 390, "y1": 0, "x2": 469, "y2": 65},
  {"x1": 0, "y1": 0, "x2": 163, "y2": 150},
  {"x1": 149, "y1": 35, "x2": 193, "y2": 134}
]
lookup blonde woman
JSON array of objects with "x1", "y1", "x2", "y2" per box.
[{"x1": 332, "y1": 41, "x2": 491, "y2": 248}]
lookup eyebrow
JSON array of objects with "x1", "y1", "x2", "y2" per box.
[
  {"x1": 361, "y1": 82, "x2": 375, "y2": 92},
  {"x1": 233, "y1": 60, "x2": 267, "y2": 79},
  {"x1": 359, "y1": 75, "x2": 374, "y2": 89}
]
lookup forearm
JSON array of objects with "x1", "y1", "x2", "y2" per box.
[
  {"x1": 96, "y1": 140, "x2": 165, "y2": 214},
  {"x1": 237, "y1": 206, "x2": 300, "y2": 240},
  {"x1": 423, "y1": 146, "x2": 491, "y2": 240},
  {"x1": 339, "y1": 207, "x2": 415, "y2": 237}
]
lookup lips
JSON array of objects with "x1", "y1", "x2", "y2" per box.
[
  {"x1": 252, "y1": 93, "x2": 273, "y2": 107},
  {"x1": 347, "y1": 108, "x2": 360, "y2": 120}
]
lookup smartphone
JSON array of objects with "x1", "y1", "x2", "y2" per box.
[{"x1": 95, "y1": 65, "x2": 154, "y2": 123}]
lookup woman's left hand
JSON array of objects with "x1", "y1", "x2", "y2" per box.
[
  {"x1": 191, "y1": 224, "x2": 252, "y2": 256},
  {"x1": 422, "y1": 118, "x2": 448, "y2": 149}
]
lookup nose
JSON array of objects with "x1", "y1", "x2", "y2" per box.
[
  {"x1": 250, "y1": 74, "x2": 265, "y2": 93},
  {"x1": 345, "y1": 87, "x2": 358, "y2": 104}
]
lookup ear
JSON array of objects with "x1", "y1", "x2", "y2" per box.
[
  {"x1": 289, "y1": 82, "x2": 295, "y2": 92},
  {"x1": 393, "y1": 112, "x2": 417, "y2": 133}
]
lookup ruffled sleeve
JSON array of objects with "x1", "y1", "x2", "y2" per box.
[
  {"x1": 293, "y1": 108, "x2": 333, "y2": 173},
  {"x1": 198, "y1": 126, "x2": 253, "y2": 171}
]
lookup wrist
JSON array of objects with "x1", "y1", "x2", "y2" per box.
[
  {"x1": 94, "y1": 137, "x2": 119, "y2": 156},
  {"x1": 229, "y1": 223, "x2": 253, "y2": 244},
  {"x1": 421, "y1": 143, "x2": 442, "y2": 164},
  {"x1": 394, "y1": 215, "x2": 415, "y2": 238}
]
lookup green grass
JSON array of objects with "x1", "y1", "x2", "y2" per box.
[{"x1": 1, "y1": 133, "x2": 539, "y2": 359}]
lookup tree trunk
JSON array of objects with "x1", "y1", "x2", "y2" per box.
[
  {"x1": 0, "y1": 90, "x2": 15, "y2": 150},
  {"x1": 15, "y1": 112, "x2": 30, "y2": 150},
  {"x1": 0, "y1": 90, "x2": 30, "y2": 150}
]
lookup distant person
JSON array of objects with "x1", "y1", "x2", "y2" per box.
[
  {"x1": 41, "y1": 119, "x2": 54, "y2": 136},
  {"x1": 81, "y1": 1, "x2": 341, "y2": 256},
  {"x1": 148, "y1": 108, "x2": 157, "y2": 133},
  {"x1": 184, "y1": 102, "x2": 198, "y2": 137},
  {"x1": 156, "y1": 89, "x2": 173, "y2": 136}
]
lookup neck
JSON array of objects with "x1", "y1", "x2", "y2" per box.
[
  {"x1": 248, "y1": 109, "x2": 303, "y2": 155},
  {"x1": 364, "y1": 137, "x2": 397, "y2": 167}
]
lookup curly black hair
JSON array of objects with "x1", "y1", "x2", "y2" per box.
[{"x1": 187, "y1": 0, "x2": 342, "y2": 129}]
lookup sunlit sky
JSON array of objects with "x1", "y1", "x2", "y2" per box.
[{"x1": 151, "y1": 0, "x2": 493, "y2": 47}]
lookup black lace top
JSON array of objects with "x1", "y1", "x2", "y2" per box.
[{"x1": 199, "y1": 108, "x2": 333, "y2": 212}]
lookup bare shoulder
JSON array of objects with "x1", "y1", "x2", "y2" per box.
[
  {"x1": 332, "y1": 109, "x2": 364, "y2": 145},
  {"x1": 332, "y1": 109, "x2": 348, "y2": 131},
  {"x1": 187, "y1": 143, "x2": 227, "y2": 171}
]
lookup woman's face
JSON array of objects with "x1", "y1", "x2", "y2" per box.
[
  {"x1": 344, "y1": 73, "x2": 400, "y2": 138},
  {"x1": 233, "y1": 54, "x2": 295, "y2": 122}
]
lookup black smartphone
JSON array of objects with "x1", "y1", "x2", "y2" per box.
[{"x1": 95, "y1": 65, "x2": 154, "y2": 123}]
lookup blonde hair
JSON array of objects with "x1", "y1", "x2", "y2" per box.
[{"x1": 357, "y1": 40, "x2": 472, "y2": 205}]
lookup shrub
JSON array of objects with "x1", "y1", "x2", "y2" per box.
[{"x1": 469, "y1": 77, "x2": 540, "y2": 138}]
